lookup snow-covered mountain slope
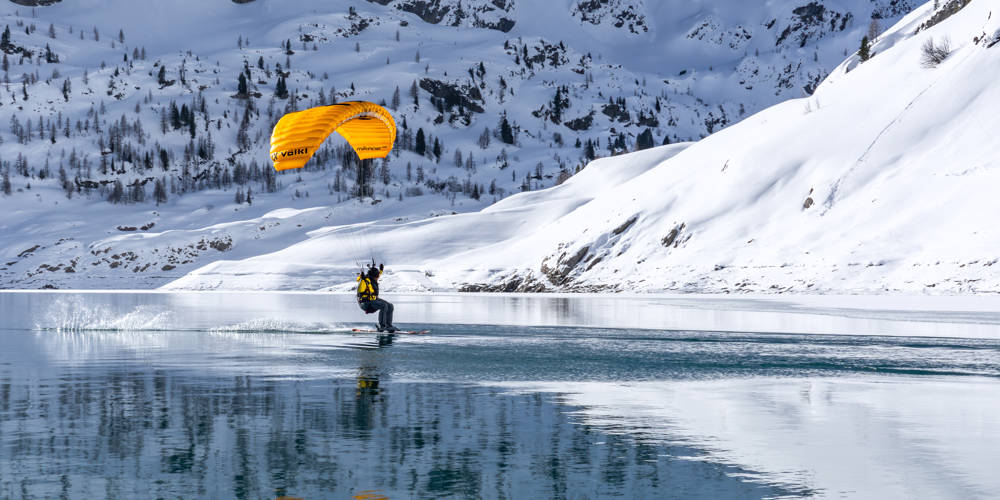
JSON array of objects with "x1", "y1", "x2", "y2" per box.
[
  {"x1": 168, "y1": 0, "x2": 1000, "y2": 294},
  {"x1": 166, "y1": 143, "x2": 689, "y2": 291},
  {"x1": 0, "y1": 0, "x2": 920, "y2": 289}
]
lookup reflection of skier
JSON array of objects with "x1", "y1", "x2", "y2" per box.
[
  {"x1": 354, "y1": 351, "x2": 381, "y2": 431},
  {"x1": 357, "y1": 262, "x2": 396, "y2": 333}
]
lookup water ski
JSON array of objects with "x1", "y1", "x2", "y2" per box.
[{"x1": 351, "y1": 328, "x2": 430, "y2": 335}]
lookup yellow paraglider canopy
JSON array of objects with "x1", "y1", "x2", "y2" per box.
[{"x1": 270, "y1": 101, "x2": 396, "y2": 172}]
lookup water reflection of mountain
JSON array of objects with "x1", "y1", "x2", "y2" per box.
[{"x1": 0, "y1": 363, "x2": 797, "y2": 499}]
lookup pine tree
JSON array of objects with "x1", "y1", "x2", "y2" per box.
[
  {"x1": 154, "y1": 178, "x2": 168, "y2": 205},
  {"x1": 237, "y1": 72, "x2": 248, "y2": 97},
  {"x1": 187, "y1": 110, "x2": 196, "y2": 138},
  {"x1": 415, "y1": 128, "x2": 426, "y2": 156},
  {"x1": 130, "y1": 181, "x2": 145, "y2": 203},
  {"x1": 108, "y1": 180, "x2": 124, "y2": 204},
  {"x1": 550, "y1": 86, "x2": 569, "y2": 124},
  {"x1": 497, "y1": 148, "x2": 509, "y2": 170},
  {"x1": 275, "y1": 75, "x2": 288, "y2": 99},
  {"x1": 1, "y1": 26, "x2": 10, "y2": 50},
  {"x1": 500, "y1": 115, "x2": 514, "y2": 145},
  {"x1": 432, "y1": 137, "x2": 441, "y2": 162},
  {"x1": 379, "y1": 160, "x2": 390, "y2": 185},
  {"x1": 234, "y1": 188, "x2": 244, "y2": 204},
  {"x1": 478, "y1": 127, "x2": 491, "y2": 149},
  {"x1": 636, "y1": 129, "x2": 655, "y2": 151},
  {"x1": 391, "y1": 86, "x2": 400, "y2": 110},
  {"x1": 1, "y1": 170, "x2": 11, "y2": 195},
  {"x1": 556, "y1": 168, "x2": 571, "y2": 185},
  {"x1": 859, "y1": 36, "x2": 872, "y2": 62},
  {"x1": 157, "y1": 65, "x2": 167, "y2": 85},
  {"x1": 246, "y1": 186, "x2": 252, "y2": 205}
]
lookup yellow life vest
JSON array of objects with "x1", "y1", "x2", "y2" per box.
[{"x1": 356, "y1": 270, "x2": 380, "y2": 302}]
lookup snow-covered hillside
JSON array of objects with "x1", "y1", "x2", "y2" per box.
[
  {"x1": 169, "y1": 0, "x2": 1000, "y2": 294},
  {"x1": 0, "y1": 0, "x2": 922, "y2": 289}
]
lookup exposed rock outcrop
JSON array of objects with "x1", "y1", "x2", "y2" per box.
[{"x1": 10, "y1": 0, "x2": 63, "y2": 6}]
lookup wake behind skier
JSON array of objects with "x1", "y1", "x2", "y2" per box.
[{"x1": 357, "y1": 262, "x2": 396, "y2": 333}]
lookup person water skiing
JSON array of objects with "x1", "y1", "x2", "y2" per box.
[{"x1": 357, "y1": 261, "x2": 396, "y2": 333}]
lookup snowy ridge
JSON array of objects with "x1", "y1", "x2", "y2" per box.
[{"x1": 169, "y1": 1, "x2": 1000, "y2": 294}]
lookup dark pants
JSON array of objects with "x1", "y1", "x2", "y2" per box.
[{"x1": 361, "y1": 298, "x2": 394, "y2": 330}]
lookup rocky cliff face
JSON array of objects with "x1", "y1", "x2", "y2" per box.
[
  {"x1": 572, "y1": 0, "x2": 648, "y2": 34},
  {"x1": 9, "y1": 0, "x2": 63, "y2": 5},
  {"x1": 366, "y1": 0, "x2": 516, "y2": 32}
]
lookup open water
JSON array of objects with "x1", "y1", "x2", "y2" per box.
[{"x1": 1, "y1": 291, "x2": 999, "y2": 499}]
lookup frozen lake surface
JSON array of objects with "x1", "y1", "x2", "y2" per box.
[{"x1": 2, "y1": 292, "x2": 999, "y2": 498}]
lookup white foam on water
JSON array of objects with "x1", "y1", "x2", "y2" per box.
[
  {"x1": 209, "y1": 318, "x2": 350, "y2": 334},
  {"x1": 32, "y1": 297, "x2": 357, "y2": 334},
  {"x1": 36, "y1": 297, "x2": 175, "y2": 332}
]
